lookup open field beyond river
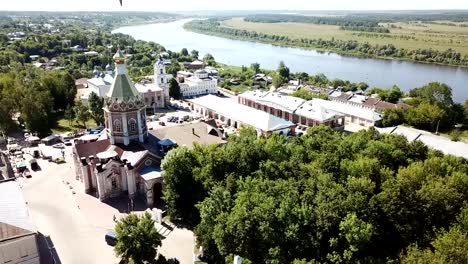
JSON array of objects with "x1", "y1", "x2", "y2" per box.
[{"x1": 222, "y1": 18, "x2": 468, "y2": 56}]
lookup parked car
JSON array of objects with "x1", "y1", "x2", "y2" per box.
[
  {"x1": 159, "y1": 121, "x2": 165, "y2": 126},
  {"x1": 63, "y1": 139, "x2": 72, "y2": 146},
  {"x1": 33, "y1": 150, "x2": 40, "y2": 158},
  {"x1": 52, "y1": 143, "x2": 65, "y2": 149},
  {"x1": 105, "y1": 230, "x2": 117, "y2": 246},
  {"x1": 54, "y1": 157, "x2": 65, "y2": 164},
  {"x1": 29, "y1": 159, "x2": 39, "y2": 171}
]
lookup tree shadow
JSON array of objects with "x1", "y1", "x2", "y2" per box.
[
  {"x1": 155, "y1": 254, "x2": 180, "y2": 264},
  {"x1": 37, "y1": 232, "x2": 62, "y2": 264},
  {"x1": 103, "y1": 194, "x2": 148, "y2": 213},
  {"x1": 168, "y1": 218, "x2": 195, "y2": 231}
]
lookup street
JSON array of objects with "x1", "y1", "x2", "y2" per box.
[
  {"x1": 20, "y1": 150, "x2": 119, "y2": 264},
  {"x1": 19, "y1": 144, "x2": 194, "y2": 264}
]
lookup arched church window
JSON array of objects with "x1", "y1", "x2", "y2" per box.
[
  {"x1": 114, "y1": 119, "x2": 122, "y2": 132},
  {"x1": 129, "y1": 119, "x2": 137, "y2": 132},
  {"x1": 161, "y1": 78, "x2": 164, "y2": 84},
  {"x1": 160, "y1": 69, "x2": 163, "y2": 74}
]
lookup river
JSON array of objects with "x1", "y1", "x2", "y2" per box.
[{"x1": 113, "y1": 19, "x2": 468, "y2": 102}]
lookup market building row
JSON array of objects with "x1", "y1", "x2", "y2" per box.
[
  {"x1": 188, "y1": 95, "x2": 296, "y2": 136},
  {"x1": 239, "y1": 90, "x2": 383, "y2": 131}
]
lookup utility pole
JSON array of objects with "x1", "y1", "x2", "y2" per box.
[{"x1": 435, "y1": 120, "x2": 440, "y2": 135}]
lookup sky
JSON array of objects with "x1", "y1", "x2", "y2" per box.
[{"x1": 1, "y1": 0, "x2": 468, "y2": 12}]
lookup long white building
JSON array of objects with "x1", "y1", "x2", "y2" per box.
[
  {"x1": 188, "y1": 95, "x2": 295, "y2": 136},
  {"x1": 178, "y1": 69, "x2": 218, "y2": 97},
  {"x1": 239, "y1": 90, "x2": 382, "y2": 131}
]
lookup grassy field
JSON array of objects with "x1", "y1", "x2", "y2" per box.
[
  {"x1": 222, "y1": 18, "x2": 468, "y2": 56},
  {"x1": 51, "y1": 118, "x2": 97, "y2": 135}
]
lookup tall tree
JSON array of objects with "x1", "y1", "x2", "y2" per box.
[
  {"x1": 463, "y1": 100, "x2": 468, "y2": 125},
  {"x1": 21, "y1": 89, "x2": 53, "y2": 135},
  {"x1": 250, "y1": 62, "x2": 260, "y2": 74},
  {"x1": 190, "y1": 49, "x2": 199, "y2": 60},
  {"x1": 180, "y1": 48, "x2": 189, "y2": 57},
  {"x1": 88, "y1": 92, "x2": 105, "y2": 125},
  {"x1": 409, "y1": 82, "x2": 454, "y2": 108},
  {"x1": 382, "y1": 108, "x2": 406, "y2": 127},
  {"x1": 162, "y1": 147, "x2": 201, "y2": 224},
  {"x1": 203, "y1": 53, "x2": 216, "y2": 66},
  {"x1": 73, "y1": 101, "x2": 91, "y2": 128},
  {"x1": 272, "y1": 74, "x2": 286, "y2": 88},
  {"x1": 64, "y1": 104, "x2": 75, "y2": 127},
  {"x1": 277, "y1": 61, "x2": 290, "y2": 80},
  {"x1": 166, "y1": 60, "x2": 181, "y2": 76},
  {"x1": 168, "y1": 78, "x2": 181, "y2": 100},
  {"x1": 114, "y1": 212, "x2": 163, "y2": 264}
]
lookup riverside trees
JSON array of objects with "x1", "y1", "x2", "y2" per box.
[
  {"x1": 382, "y1": 82, "x2": 466, "y2": 132},
  {"x1": 162, "y1": 126, "x2": 468, "y2": 263},
  {"x1": 184, "y1": 19, "x2": 468, "y2": 67}
]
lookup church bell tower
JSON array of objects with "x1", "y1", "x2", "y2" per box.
[{"x1": 154, "y1": 56, "x2": 170, "y2": 105}]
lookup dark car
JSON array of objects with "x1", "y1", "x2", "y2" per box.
[{"x1": 105, "y1": 230, "x2": 117, "y2": 246}]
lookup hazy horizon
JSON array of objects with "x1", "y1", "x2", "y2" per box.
[{"x1": 1, "y1": 0, "x2": 468, "y2": 12}]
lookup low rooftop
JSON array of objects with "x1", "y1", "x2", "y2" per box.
[
  {"x1": 376, "y1": 126, "x2": 468, "y2": 160},
  {"x1": 188, "y1": 95, "x2": 295, "y2": 132},
  {"x1": 135, "y1": 82, "x2": 163, "y2": 93},
  {"x1": 0, "y1": 180, "x2": 36, "y2": 241},
  {"x1": 149, "y1": 122, "x2": 226, "y2": 149},
  {"x1": 295, "y1": 99, "x2": 344, "y2": 123},
  {"x1": 241, "y1": 90, "x2": 306, "y2": 113}
]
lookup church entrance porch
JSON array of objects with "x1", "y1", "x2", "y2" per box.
[
  {"x1": 153, "y1": 182, "x2": 163, "y2": 207},
  {"x1": 139, "y1": 166, "x2": 164, "y2": 208}
]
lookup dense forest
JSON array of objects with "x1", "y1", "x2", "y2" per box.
[
  {"x1": 162, "y1": 126, "x2": 468, "y2": 263},
  {"x1": 184, "y1": 19, "x2": 468, "y2": 67},
  {"x1": 245, "y1": 12, "x2": 468, "y2": 24}
]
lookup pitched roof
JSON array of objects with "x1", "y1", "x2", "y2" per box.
[
  {"x1": 107, "y1": 74, "x2": 140, "y2": 99},
  {"x1": 149, "y1": 122, "x2": 226, "y2": 149},
  {"x1": 376, "y1": 126, "x2": 468, "y2": 160},
  {"x1": 188, "y1": 95, "x2": 295, "y2": 132},
  {"x1": 113, "y1": 49, "x2": 125, "y2": 59},
  {"x1": 74, "y1": 139, "x2": 111, "y2": 159},
  {"x1": 0, "y1": 222, "x2": 34, "y2": 241},
  {"x1": 0, "y1": 180, "x2": 36, "y2": 238},
  {"x1": 295, "y1": 100, "x2": 344, "y2": 122}
]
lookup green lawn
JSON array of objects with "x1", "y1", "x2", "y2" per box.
[
  {"x1": 221, "y1": 18, "x2": 468, "y2": 56},
  {"x1": 51, "y1": 117, "x2": 97, "y2": 135}
]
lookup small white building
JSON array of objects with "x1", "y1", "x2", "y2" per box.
[{"x1": 179, "y1": 69, "x2": 218, "y2": 98}]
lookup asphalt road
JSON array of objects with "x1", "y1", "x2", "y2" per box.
[{"x1": 21, "y1": 155, "x2": 118, "y2": 264}]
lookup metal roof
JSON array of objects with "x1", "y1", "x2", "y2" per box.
[
  {"x1": 0, "y1": 180, "x2": 36, "y2": 234},
  {"x1": 107, "y1": 74, "x2": 140, "y2": 99}
]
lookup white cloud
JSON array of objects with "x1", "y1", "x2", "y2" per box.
[{"x1": 1, "y1": 0, "x2": 467, "y2": 12}]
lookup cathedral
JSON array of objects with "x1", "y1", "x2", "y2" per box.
[
  {"x1": 73, "y1": 50, "x2": 163, "y2": 208},
  {"x1": 77, "y1": 53, "x2": 171, "y2": 112}
]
